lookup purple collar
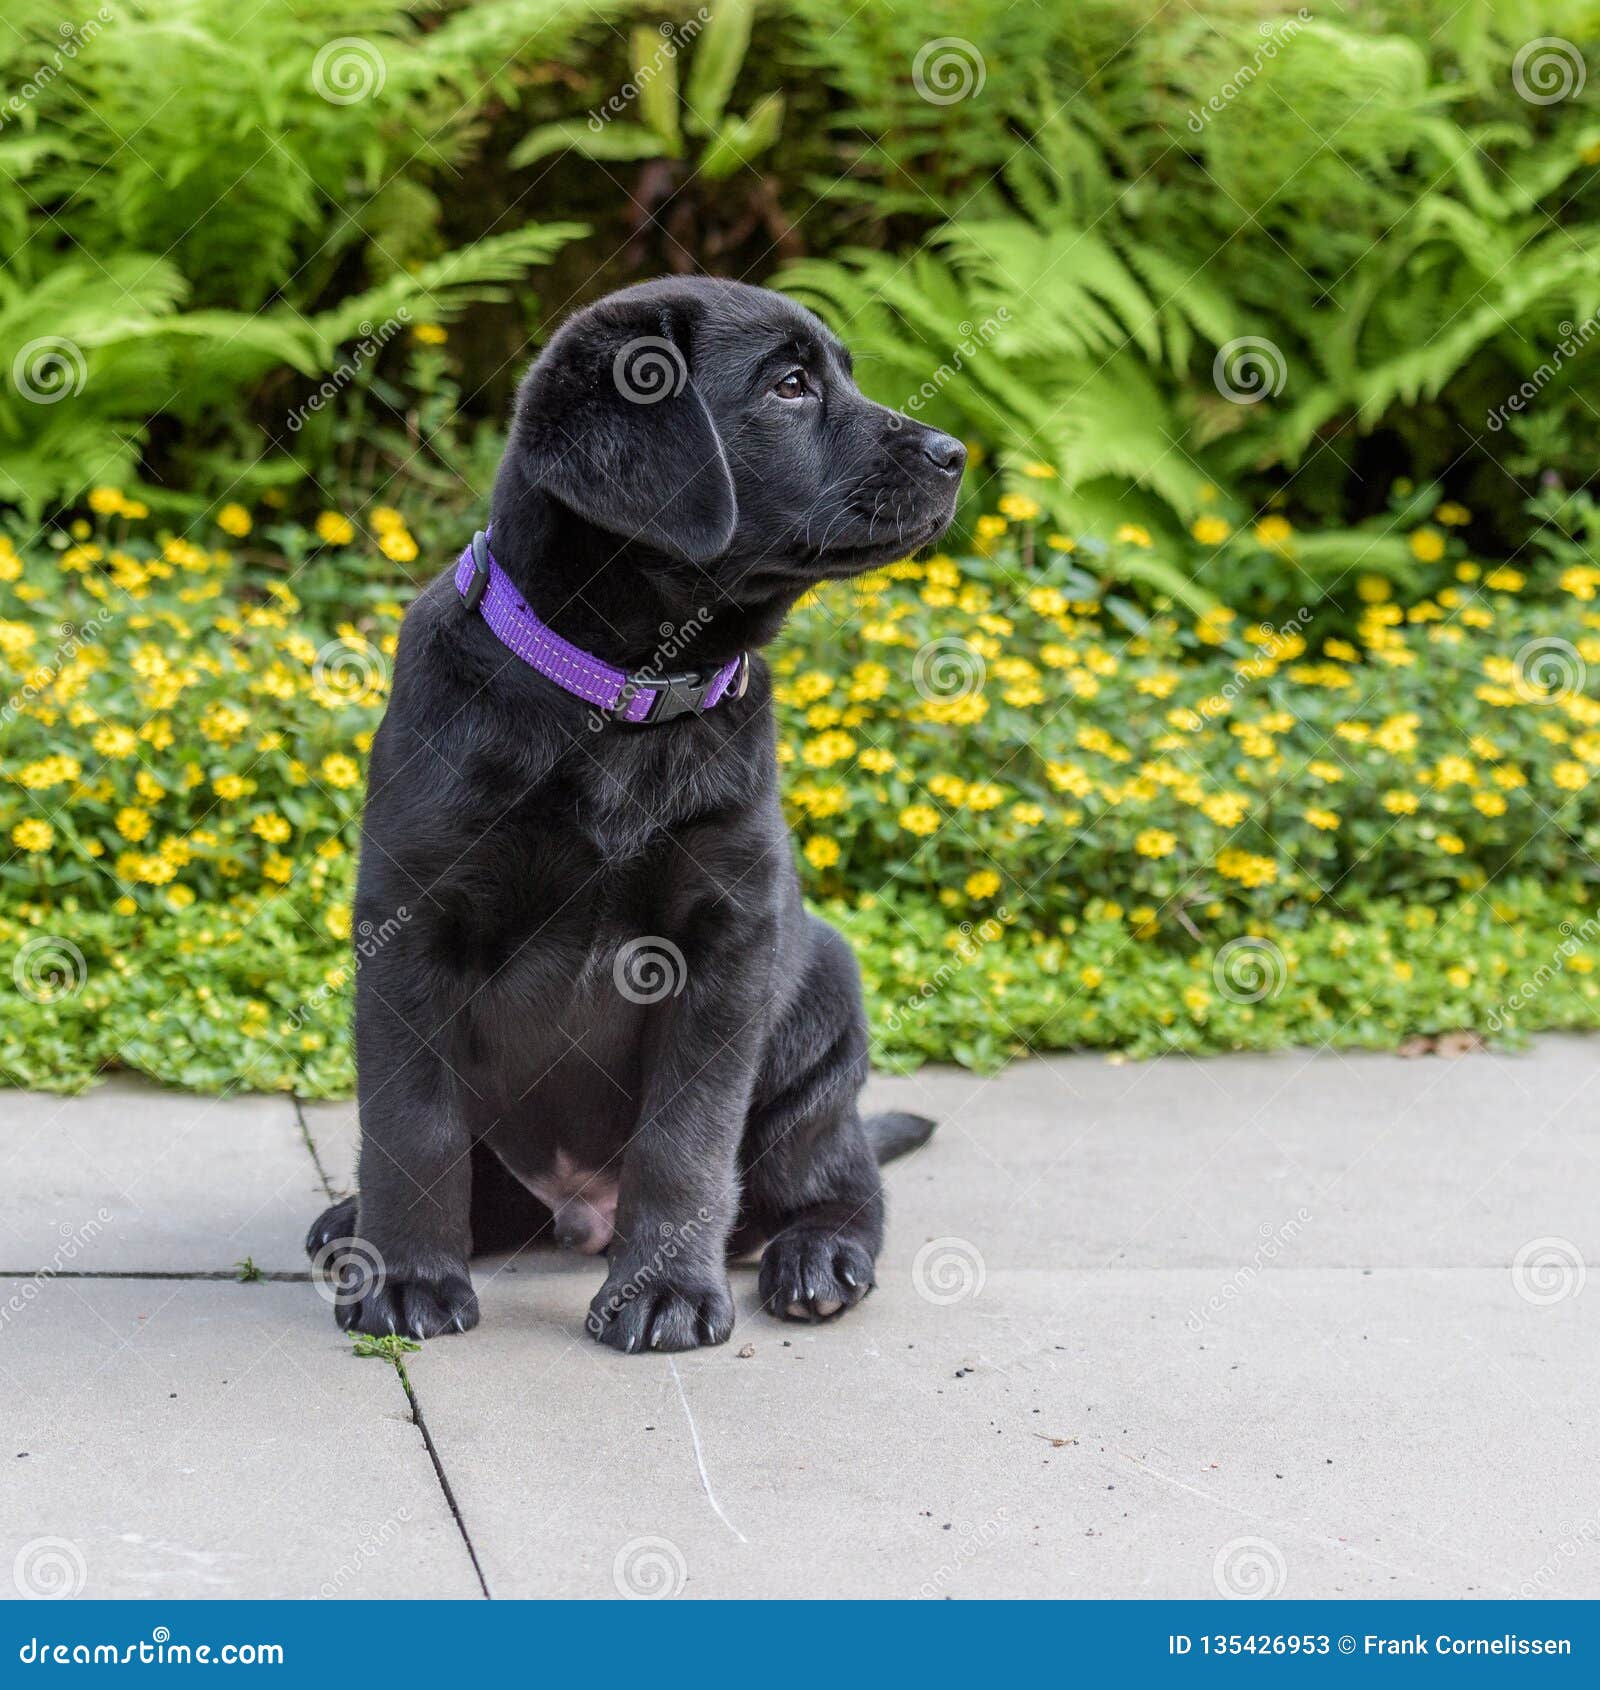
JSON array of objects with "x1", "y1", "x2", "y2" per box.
[{"x1": 454, "y1": 531, "x2": 748, "y2": 725}]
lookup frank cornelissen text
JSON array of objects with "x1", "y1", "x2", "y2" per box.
[{"x1": 1168, "y1": 1633, "x2": 1572, "y2": 1657}]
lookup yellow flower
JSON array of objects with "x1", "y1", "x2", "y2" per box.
[
  {"x1": 1446, "y1": 966, "x2": 1472, "y2": 990},
  {"x1": 1190, "y1": 515, "x2": 1230, "y2": 546},
  {"x1": 379, "y1": 528, "x2": 419, "y2": 564},
  {"x1": 1019, "y1": 462, "x2": 1057, "y2": 480},
  {"x1": 898, "y1": 804, "x2": 940, "y2": 836},
  {"x1": 217, "y1": 503, "x2": 252, "y2": 537},
  {"x1": 803, "y1": 836, "x2": 841, "y2": 870},
  {"x1": 997, "y1": 493, "x2": 1040, "y2": 522},
  {"x1": 325, "y1": 904, "x2": 353, "y2": 939},
  {"x1": 1553, "y1": 761, "x2": 1590, "y2": 791},
  {"x1": 1079, "y1": 965, "x2": 1104, "y2": 989},
  {"x1": 964, "y1": 870, "x2": 1001, "y2": 898},
  {"x1": 1484, "y1": 566, "x2": 1524, "y2": 593},
  {"x1": 1045, "y1": 533, "x2": 1076, "y2": 553},
  {"x1": 166, "y1": 885, "x2": 196, "y2": 910},
  {"x1": 1408, "y1": 527, "x2": 1445, "y2": 563},
  {"x1": 1436, "y1": 832, "x2": 1465, "y2": 854},
  {"x1": 115, "y1": 806, "x2": 152, "y2": 842},
  {"x1": 251, "y1": 812, "x2": 292, "y2": 844},
  {"x1": 1216, "y1": 848, "x2": 1277, "y2": 887},
  {"x1": 1009, "y1": 802, "x2": 1044, "y2": 826},
  {"x1": 1356, "y1": 573, "x2": 1392, "y2": 604},
  {"x1": 858, "y1": 747, "x2": 895, "y2": 773},
  {"x1": 315, "y1": 511, "x2": 355, "y2": 547},
  {"x1": 1304, "y1": 807, "x2": 1340, "y2": 831},
  {"x1": 1134, "y1": 828, "x2": 1176, "y2": 858},
  {"x1": 1383, "y1": 790, "x2": 1420, "y2": 815},
  {"x1": 11, "y1": 818, "x2": 53, "y2": 852},
  {"x1": 412, "y1": 322, "x2": 448, "y2": 346},
  {"x1": 1472, "y1": 791, "x2": 1507, "y2": 817},
  {"x1": 1253, "y1": 515, "x2": 1293, "y2": 548},
  {"x1": 321, "y1": 753, "x2": 361, "y2": 788},
  {"x1": 213, "y1": 774, "x2": 249, "y2": 800},
  {"x1": 963, "y1": 782, "x2": 1004, "y2": 812},
  {"x1": 1435, "y1": 502, "x2": 1471, "y2": 527},
  {"x1": 1114, "y1": 523, "x2": 1152, "y2": 548},
  {"x1": 92, "y1": 724, "x2": 137, "y2": 759}
]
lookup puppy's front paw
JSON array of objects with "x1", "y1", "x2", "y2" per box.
[
  {"x1": 759, "y1": 1228, "x2": 875, "y2": 1323},
  {"x1": 587, "y1": 1267, "x2": 734, "y2": 1354},
  {"x1": 316, "y1": 1241, "x2": 479, "y2": 1339}
]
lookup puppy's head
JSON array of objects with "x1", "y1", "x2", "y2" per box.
[{"x1": 506, "y1": 278, "x2": 964, "y2": 590}]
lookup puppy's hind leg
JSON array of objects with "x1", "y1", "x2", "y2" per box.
[{"x1": 742, "y1": 919, "x2": 889, "y2": 1324}]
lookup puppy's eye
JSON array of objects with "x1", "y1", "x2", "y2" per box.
[{"x1": 771, "y1": 369, "x2": 809, "y2": 400}]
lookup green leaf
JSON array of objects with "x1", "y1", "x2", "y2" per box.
[
  {"x1": 632, "y1": 23, "x2": 682, "y2": 157},
  {"x1": 509, "y1": 120, "x2": 664, "y2": 171},
  {"x1": 685, "y1": 0, "x2": 755, "y2": 134}
]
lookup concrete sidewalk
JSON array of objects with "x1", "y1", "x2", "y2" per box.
[{"x1": 3, "y1": 1038, "x2": 1597, "y2": 1600}]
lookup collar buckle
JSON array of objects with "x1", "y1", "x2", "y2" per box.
[
  {"x1": 614, "y1": 668, "x2": 715, "y2": 724},
  {"x1": 459, "y1": 529, "x2": 492, "y2": 612}
]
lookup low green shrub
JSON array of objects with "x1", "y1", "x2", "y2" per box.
[{"x1": 2, "y1": 497, "x2": 1597, "y2": 1093}]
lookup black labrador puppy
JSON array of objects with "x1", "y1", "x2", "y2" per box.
[{"x1": 307, "y1": 277, "x2": 964, "y2": 1352}]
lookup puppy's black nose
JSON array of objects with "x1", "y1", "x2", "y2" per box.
[{"x1": 922, "y1": 432, "x2": 966, "y2": 476}]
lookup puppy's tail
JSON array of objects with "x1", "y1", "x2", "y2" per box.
[{"x1": 865, "y1": 1110, "x2": 937, "y2": 1166}]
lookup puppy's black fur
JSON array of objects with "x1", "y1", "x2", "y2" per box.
[{"x1": 307, "y1": 278, "x2": 964, "y2": 1352}]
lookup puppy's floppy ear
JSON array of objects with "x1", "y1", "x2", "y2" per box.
[{"x1": 512, "y1": 297, "x2": 737, "y2": 564}]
